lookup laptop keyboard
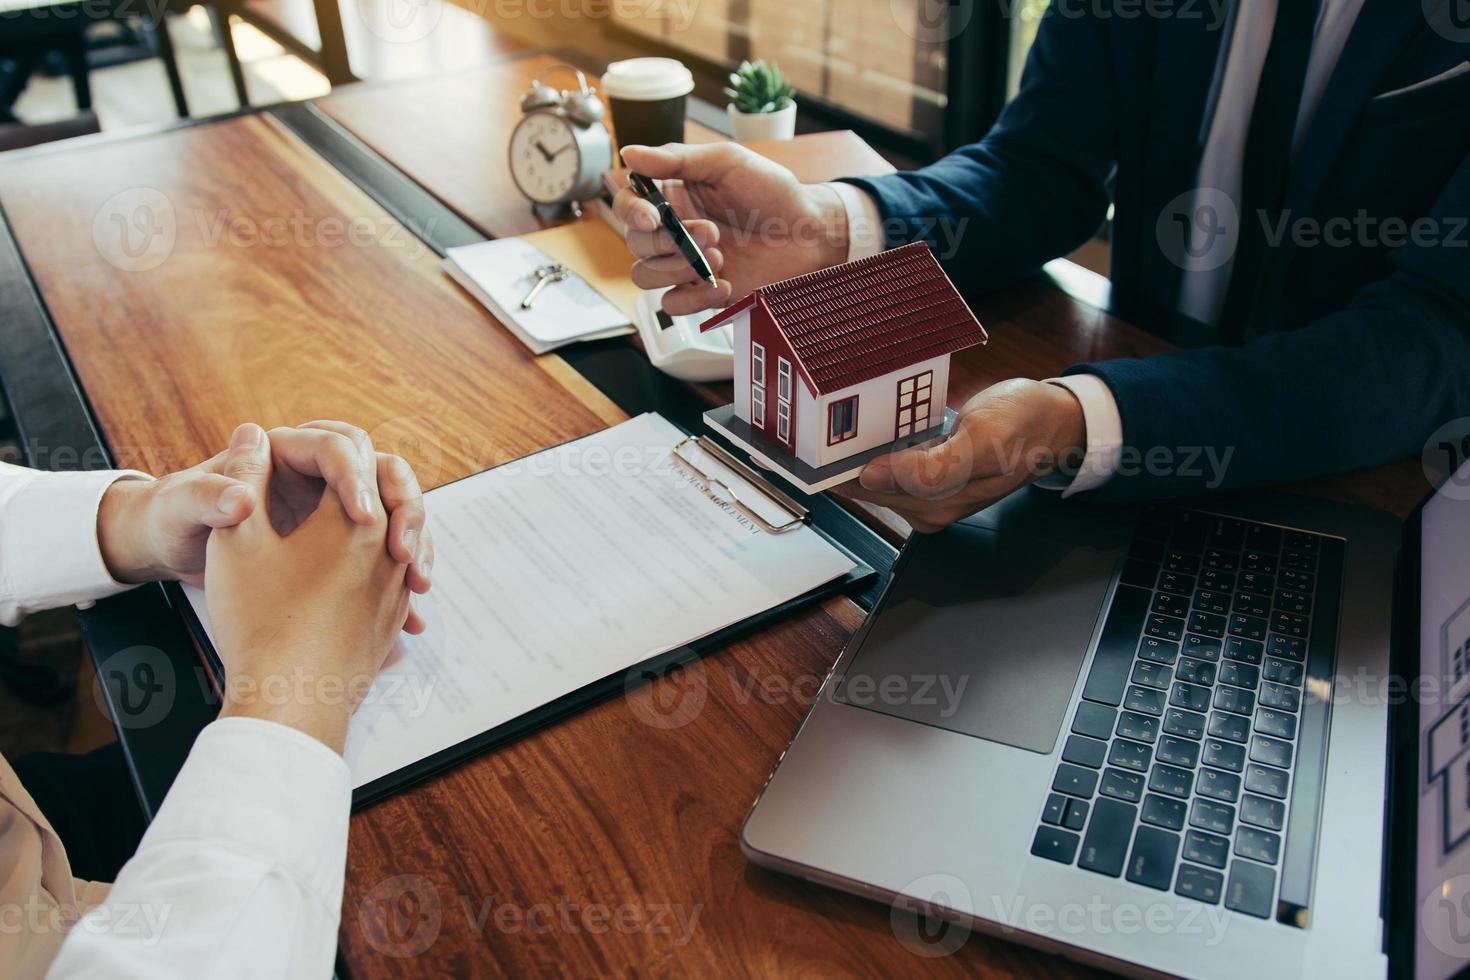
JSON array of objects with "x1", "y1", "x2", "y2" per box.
[{"x1": 1030, "y1": 507, "x2": 1343, "y2": 925}]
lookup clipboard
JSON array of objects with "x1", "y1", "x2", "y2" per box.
[{"x1": 167, "y1": 413, "x2": 875, "y2": 811}]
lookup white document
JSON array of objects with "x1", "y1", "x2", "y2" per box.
[
  {"x1": 444, "y1": 238, "x2": 632, "y2": 354},
  {"x1": 183, "y1": 414, "x2": 856, "y2": 790}
]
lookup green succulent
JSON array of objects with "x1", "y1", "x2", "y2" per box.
[{"x1": 724, "y1": 60, "x2": 796, "y2": 115}]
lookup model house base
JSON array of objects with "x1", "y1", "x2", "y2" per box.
[{"x1": 703, "y1": 403, "x2": 959, "y2": 495}]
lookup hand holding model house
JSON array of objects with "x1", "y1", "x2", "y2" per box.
[{"x1": 702, "y1": 242, "x2": 1088, "y2": 531}]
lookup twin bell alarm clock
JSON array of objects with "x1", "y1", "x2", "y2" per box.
[{"x1": 509, "y1": 65, "x2": 614, "y2": 219}]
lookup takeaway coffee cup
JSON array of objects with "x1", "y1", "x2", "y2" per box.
[{"x1": 601, "y1": 58, "x2": 695, "y2": 152}]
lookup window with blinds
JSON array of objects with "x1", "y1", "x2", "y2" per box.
[{"x1": 612, "y1": 0, "x2": 950, "y2": 136}]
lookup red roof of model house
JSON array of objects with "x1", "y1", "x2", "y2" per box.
[{"x1": 700, "y1": 242, "x2": 987, "y2": 395}]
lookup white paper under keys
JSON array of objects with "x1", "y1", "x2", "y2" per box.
[
  {"x1": 182, "y1": 413, "x2": 856, "y2": 790},
  {"x1": 444, "y1": 238, "x2": 630, "y2": 352}
]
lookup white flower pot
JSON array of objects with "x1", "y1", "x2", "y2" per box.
[{"x1": 727, "y1": 102, "x2": 797, "y2": 143}]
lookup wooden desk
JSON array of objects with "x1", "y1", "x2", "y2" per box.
[
  {"x1": 0, "y1": 108, "x2": 1050, "y2": 979},
  {"x1": 0, "y1": 58, "x2": 1429, "y2": 980}
]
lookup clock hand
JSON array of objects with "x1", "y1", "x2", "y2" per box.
[
  {"x1": 547, "y1": 141, "x2": 575, "y2": 159},
  {"x1": 533, "y1": 140, "x2": 555, "y2": 163}
]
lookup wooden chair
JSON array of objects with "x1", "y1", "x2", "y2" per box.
[{"x1": 0, "y1": 1, "x2": 250, "y2": 121}]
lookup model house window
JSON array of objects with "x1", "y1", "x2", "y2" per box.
[
  {"x1": 896, "y1": 370, "x2": 934, "y2": 438},
  {"x1": 828, "y1": 396, "x2": 859, "y2": 444},
  {"x1": 774, "y1": 357, "x2": 793, "y2": 444},
  {"x1": 751, "y1": 342, "x2": 766, "y2": 429}
]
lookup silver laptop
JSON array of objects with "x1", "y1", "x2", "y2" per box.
[{"x1": 742, "y1": 469, "x2": 1470, "y2": 978}]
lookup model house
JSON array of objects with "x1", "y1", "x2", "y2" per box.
[{"x1": 700, "y1": 242, "x2": 987, "y2": 480}]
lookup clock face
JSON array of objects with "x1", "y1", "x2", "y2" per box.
[{"x1": 509, "y1": 112, "x2": 583, "y2": 204}]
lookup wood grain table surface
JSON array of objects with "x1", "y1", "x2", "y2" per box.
[{"x1": 0, "y1": 55, "x2": 1431, "y2": 980}]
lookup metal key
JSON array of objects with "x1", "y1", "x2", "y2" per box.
[{"x1": 520, "y1": 263, "x2": 568, "y2": 309}]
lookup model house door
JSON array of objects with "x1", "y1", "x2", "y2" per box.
[{"x1": 895, "y1": 370, "x2": 933, "y2": 438}]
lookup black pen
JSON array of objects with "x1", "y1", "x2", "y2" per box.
[{"x1": 627, "y1": 171, "x2": 719, "y2": 289}]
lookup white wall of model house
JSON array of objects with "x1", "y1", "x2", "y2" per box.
[
  {"x1": 730, "y1": 308, "x2": 950, "y2": 469},
  {"x1": 731, "y1": 309, "x2": 753, "y2": 418},
  {"x1": 795, "y1": 380, "x2": 819, "y2": 463},
  {"x1": 808, "y1": 354, "x2": 949, "y2": 468}
]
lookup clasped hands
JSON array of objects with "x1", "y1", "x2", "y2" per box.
[{"x1": 96, "y1": 420, "x2": 435, "y2": 751}]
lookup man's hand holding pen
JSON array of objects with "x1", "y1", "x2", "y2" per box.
[{"x1": 612, "y1": 142, "x2": 850, "y2": 317}]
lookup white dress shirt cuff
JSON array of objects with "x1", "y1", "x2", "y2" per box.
[
  {"x1": 1, "y1": 468, "x2": 151, "y2": 621},
  {"x1": 141, "y1": 717, "x2": 352, "y2": 904},
  {"x1": 823, "y1": 182, "x2": 885, "y2": 262},
  {"x1": 1044, "y1": 375, "x2": 1124, "y2": 497}
]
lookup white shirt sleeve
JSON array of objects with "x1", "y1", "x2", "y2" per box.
[
  {"x1": 823, "y1": 182, "x2": 886, "y2": 262},
  {"x1": 1044, "y1": 375, "x2": 1124, "y2": 496},
  {"x1": 0, "y1": 463, "x2": 152, "y2": 627},
  {"x1": 45, "y1": 717, "x2": 352, "y2": 980}
]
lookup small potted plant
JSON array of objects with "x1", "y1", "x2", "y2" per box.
[{"x1": 725, "y1": 59, "x2": 797, "y2": 143}]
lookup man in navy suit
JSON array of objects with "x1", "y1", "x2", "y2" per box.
[{"x1": 614, "y1": 0, "x2": 1470, "y2": 530}]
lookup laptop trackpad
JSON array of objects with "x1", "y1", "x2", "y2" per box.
[{"x1": 834, "y1": 489, "x2": 1134, "y2": 753}]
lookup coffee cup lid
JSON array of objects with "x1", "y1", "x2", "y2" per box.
[{"x1": 600, "y1": 58, "x2": 695, "y2": 101}]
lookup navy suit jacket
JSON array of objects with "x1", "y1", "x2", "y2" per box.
[{"x1": 843, "y1": 0, "x2": 1470, "y2": 500}]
